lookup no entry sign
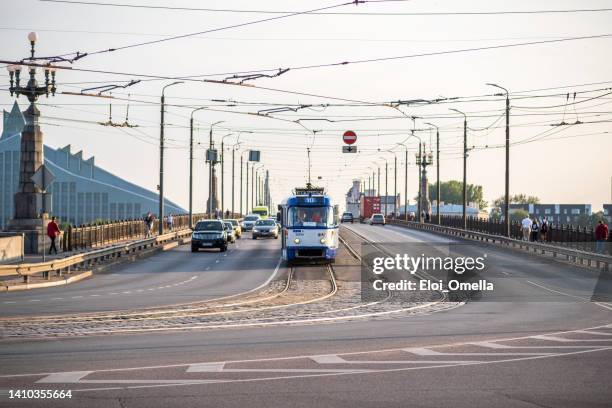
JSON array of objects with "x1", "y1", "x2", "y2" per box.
[{"x1": 343, "y1": 130, "x2": 357, "y2": 145}]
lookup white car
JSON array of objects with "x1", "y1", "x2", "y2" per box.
[
  {"x1": 241, "y1": 214, "x2": 261, "y2": 231},
  {"x1": 369, "y1": 213, "x2": 386, "y2": 225}
]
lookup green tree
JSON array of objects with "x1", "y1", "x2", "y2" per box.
[
  {"x1": 428, "y1": 180, "x2": 487, "y2": 210},
  {"x1": 492, "y1": 194, "x2": 540, "y2": 208},
  {"x1": 510, "y1": 209, "x2": 530, "y2": 222}
]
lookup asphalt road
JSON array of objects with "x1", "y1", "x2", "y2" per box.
[
  {"x1": 0, "y1": 233, "x2": 282, "y2": 316},
  {"x1": 0, "y1": 224, "x2": 610, "y2": 408}
]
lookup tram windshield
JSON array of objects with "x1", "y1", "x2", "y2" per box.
[{"x1": 288, "y1": 206, "x2": 334, "y2": 227}]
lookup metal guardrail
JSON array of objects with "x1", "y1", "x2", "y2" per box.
[
  {"x1": 388, "y1": 219, "x2": 611, "y2": 272},
  {"x1": 0, "y1": 229, "x2": 192, "y2": 282}
]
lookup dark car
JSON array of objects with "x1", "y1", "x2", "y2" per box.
[
  {"x1": 252, "y1": 219, "x2": 279, "y2": 239},
  {"x1": 191, "y1": 220, "x2": 228, "y2": 252},
  {"x1": 341, "y1": 212, "x2": 354, "y2": 223}
]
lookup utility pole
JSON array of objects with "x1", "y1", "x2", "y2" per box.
[
  {"x1": 189, "y1": 107, "x2": 205, "y2": 228},
  {"x1": 220, "y1": 133, "x2": 233, "y2": 216},
  {"x1": 404, "y1": 148, "x2": 408, "y2": 221},
  {"x1": 451, "y1": 108, "x2": 468, "y2": 229},
  {"x1": 377, "y1": 166, "x2": 381, "y2": 199},
  {"x1": 159, "y1": 81, "x2": 182, "y2": 234},
  {"x1": 208, "y1": 121, "x2": 224, "y2": 218},
  {"x1": 487, "y1": 83, "x2": 511, "y2": 236},
  {"x1": 245, "y1": 161, "x2": 249, "y2": 215},
  {"x1": 425, "y1": 123, "x2": 440, "y2": 225},
  {"x1": 240, "y1": 154, "x2": 243, "y2": 216},
  {"x1": 231, "y1": 145, "x2": 236, "y2": 217},
  {"x1": 417, "y1": 142, "x2": 422, "y2": 222},
  {"x1": 394, "y1": 155, "x2": 397, "y2": 217},
  {"x1": 307, "y1": 148, "x2": 311, "y2": 185}
]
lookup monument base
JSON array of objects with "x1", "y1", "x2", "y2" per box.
[{"x1": 4, "y1": 216, "x2": 59, "y2": 255}]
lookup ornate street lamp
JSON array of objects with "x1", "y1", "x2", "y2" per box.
[{"x1": 5, "y1": 33, "x2": 59, "y2": 256}]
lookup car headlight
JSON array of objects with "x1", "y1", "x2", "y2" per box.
[
  {"x1": 320, "y1": 238, "x2": 327, "y2": 244},
  {"x1": 294, "y1": 238, "x2": 301, "y2": 244}
]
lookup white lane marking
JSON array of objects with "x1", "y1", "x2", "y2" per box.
[
  {"x1": 576, "y1": 330, "x2": 612, "y2": 336},
  {"x1": 63, "y1": 347, "x2": 612, "y2": 393},
  {"x1": 5, "y1": 323, "x2": 612, "y2": 381},
  {"x1": 187, "y1": 363, "x2": 225, "y2": 372},
  {"x1": 533, "y1": 335, "x2": 612, "y2": 343},
  {"x1": 310, "y1": 355, "x2": 483, "y2": 364},
  {"x1": 28, "y1": 299, "x2": 40, "y2": 302},
  {"x1": 310, "y1": 355, "x2": 345, "y2": 364},
  {"x1": 404, "y1": 347, "x2": 553, "y2": 356},
  {"x1": 526, "y1": 280, "x2": 589, "y2": 301},
  {"x1": 90, "y1": 294, "x2": 100, "y2": 297},
  {"x1": 500, "y1": 271, "x2": 510, "y2": 276},
  {"x1": 3, "y1": 301, "x2": 16, "y2": 304},
  {"x1": 470, "y1": 341, "x2": 512, "y2": 349},
  {"x1": 51, "y1": 298, "x2": 64, "y2": 300},
  {"x1": 37, "y1": 371, "x2": 92, "y2": 383},
  {"x1": 71, "y1": 296, "x2": 83, "y2": 299}
]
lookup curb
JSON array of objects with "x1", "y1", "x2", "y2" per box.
[{"x1": 1, "y1": 270, "x2": 93, "y2": 292}]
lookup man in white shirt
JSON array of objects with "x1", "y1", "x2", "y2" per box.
[{"x1": 521, "y1": 216, "x2": 533, "y2": 241}]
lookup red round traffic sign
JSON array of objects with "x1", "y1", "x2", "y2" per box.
[{"x1": 343, "y1": 130, "x2": 357, "y2": 145}]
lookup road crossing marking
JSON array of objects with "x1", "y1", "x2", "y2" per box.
[{"x1": 37, "y1": 371, "x2": 92, "y2": 383}]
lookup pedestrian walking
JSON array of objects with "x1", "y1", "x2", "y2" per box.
[
  {"x1": 47, "y1": 216, "x2": 61, "y2": 255},
  {"x1": 521, "y1": 215, "x2": 532, "y2": 241},
  {"x1": 595, "y1": 220, "x2": 609, "y2": 254},
  {"x1": 530, "y1": 217, "x2": 540, "y2": 242},
  {"x1": 167, "y1": 213, "x2": 173, "y2": 231},
  {"x1": 540, "y1": 217, "x2": 549, "y2": 242},
  {"x1": 225, "y1": 209, "x2": 230, "y2": 219},
  {"x1": 144, "y1": 212, "x2": 154, "y2": 238}
]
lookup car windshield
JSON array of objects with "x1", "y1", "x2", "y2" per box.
[
  {"x1": 225, "y1": 220, "x2": 239, "y2": 226},
  {"x1": 343, "y1": 213, "x2": 352, "y2": 217},
  {"x1": 256, "y1": 219, "x2": 276, "y2": 226},
  {"x1": 194, "y1": 221, "x2": 223, "y2": 231},
  {"x1": 288, "y1": 206, "x2": 334, "y2": 227},
  {"x1": 244, "y1": 216, "x2": 259, "y2": 221},
  {"x1": 224, "y1": 222, "x2": 233, "y2": 229},
  {"x1": 252, "y1": 209, "x2": 268, "y2": 216},
  {"x1": 373, "y1": 215, "x2": 384, "y2": 219}
]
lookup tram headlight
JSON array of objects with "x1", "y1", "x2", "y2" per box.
[
  {"x1": 294, "y1": 238, "x2": 301, "y2": 244},
  {"x1": 320, "y1": 238, "x2": 327, "y2": 244}
]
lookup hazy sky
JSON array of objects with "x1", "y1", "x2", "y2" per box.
[{"x1": 1, "y1": 0, "x2": 611, "y2": 213}]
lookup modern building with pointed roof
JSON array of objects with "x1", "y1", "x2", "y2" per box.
[{"x1": 0, "y1": 102, "x2": 185, "y2": 229}]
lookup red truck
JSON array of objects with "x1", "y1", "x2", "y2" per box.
[{"x1": 360, "y1": 196, "x2": 381, "y2": 223}]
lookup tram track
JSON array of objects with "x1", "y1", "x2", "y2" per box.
[{"x1": 0, "y1": 233, "x2": 458, "y2": 339}]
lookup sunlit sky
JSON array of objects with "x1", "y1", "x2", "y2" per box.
[{"x1": 1, "y1": 0, "x2": 611, "y2": 213}]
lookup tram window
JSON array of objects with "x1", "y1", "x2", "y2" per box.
[{"x1": 288, "y1": 207, "x2": 334, "y2": 227}]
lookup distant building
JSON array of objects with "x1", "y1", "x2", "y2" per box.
[
  {"x1": 380, "y1": 195, "x2": 400, "y2": 216},
  {"x1": 508, "y1": 203, "x2": 592, "y2": 224},
  {"x1": 603, "y1": 204, "x2": 612, "y2": 223},
  {"x1": 1, "y1": 102, "x2": 185, "y2": 229}
]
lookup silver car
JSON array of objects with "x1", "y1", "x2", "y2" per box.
[
  {"x1": 369, "y1": 213, "x2": 386, "y2": 225},
  {"x1": 241, "y1": 214, "x2": 260, "y2": 231},
  {"x1": 252, "y1": 219, "x2": 279, "y2": 239},
  {"x1": 223, "y1": 221, "x2": 236, "y2": 243}
]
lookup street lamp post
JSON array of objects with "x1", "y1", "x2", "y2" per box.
[
  {"x1": 208, "y1": 121, "x2": 224, "y2": 218},
  {"x1": 189, "y1": 107, "x2": 206, "y2": 228},
  {"x1": 231, "y1": 142, "x2": 241, "y2": 217},
  {"x1": 450, "y1": 108, "x2": 468, "y2": 229},
  {"x1": 6, "y1": 32, "x2": 59, "y2": 257},
  {"x1": 220, "y1": 133, "x2": 234, "y2": 217},
  {"x1": 425, "y1": 122, "x2": 441, "y2": 225},
  {"x1": 396, "y1": 143, "x2": 409, "y2": 221},
  {"x1": 487, "y1": 83, "x2": 511, "y2": 237},
  {"x1": 159, "y1": 81, "x2": 183, "y2": 234},
  {"x1": 379, "y1": 157, "x2": 388, "y2": 216}
]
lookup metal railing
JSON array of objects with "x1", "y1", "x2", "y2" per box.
[
  {"x1": 0, "y1": 230, "x2": 193, "y2": 282},
  {"x1": 405, "y1": 215, "x2": 610, "y2": 254},
  {"x1": 62, "y1": 212, "x2": 243, "y2": 252},
  {"x1": 388, "y1": 219, "x2": 611, "y2": 272}
]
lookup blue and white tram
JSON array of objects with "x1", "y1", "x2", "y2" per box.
[{"x1": 278, "y1": 186, "x2": 339, "y2": 264}]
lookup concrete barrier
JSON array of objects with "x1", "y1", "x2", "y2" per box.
[{"x1": 0, "y1": 233, "x2": 24, "y2": 264}]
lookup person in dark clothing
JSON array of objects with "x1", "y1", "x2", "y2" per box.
[
  {"x1": 595, "y1": 220, "x2": 609, "y2": 254},
  {"x1": 47, "y1": 216, "x2": 61, "y2": 255},
  {"x1": 530, "y1": 217, "x2": 540, "y2": 242}
]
